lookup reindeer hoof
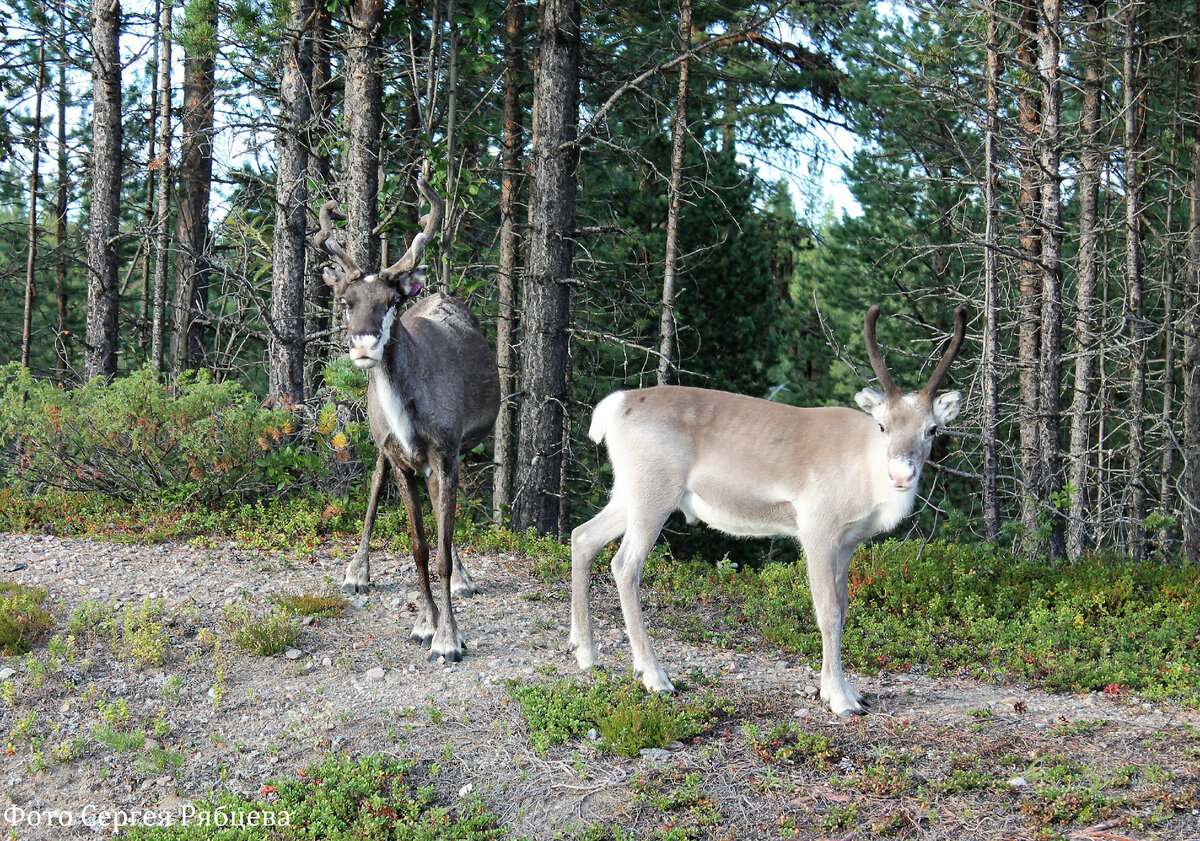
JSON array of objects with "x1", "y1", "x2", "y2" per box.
[
  {"x1": 431, "y1": 649, "x2": 463, "y2": 663},
  {"x1": 452, "y1": 581, "x2": 482, "y2": 598},
  {"x1": 408, "y1": 632, "x2": 433, "y2": 648}
]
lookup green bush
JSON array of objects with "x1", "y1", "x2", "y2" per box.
[
  {"x1": 0, "y1": 364, "x2": 313, "y2": 503},
  {"x1": 645, "y1": 539, "x2": 1200, "y2": 705},
  {"x1": 0, "y1": 581, "x2": 54, "y2": 654}
]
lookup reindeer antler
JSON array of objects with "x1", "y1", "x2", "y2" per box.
[
  {"x1": 919, "y1": 306, "x2": 968, "y2": 397},
  {"x1": 314, "y1": 200, "x2": 364, "y2": 283},
  {"x1": 379, "y1": 173, "x2": 443, "y2": 281},
  {"x1": 863, "y1": 305, "x2": 899, "y2": 398}
]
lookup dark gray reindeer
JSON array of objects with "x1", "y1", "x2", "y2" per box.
[{"x1": 315, "y1": 174, "x2": 500, "y2": 662}]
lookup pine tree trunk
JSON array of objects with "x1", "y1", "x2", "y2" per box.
[
  {"x1": 1038, "y1": 0, "x2": 1065, "y2": 560},
  {"x1": 345, "y1": 0, "x2": 383, "y2": 270},
  {"x1": 22, "y1": 33, "x2": 46, "y2": 370},
  {"x1": 1124, "y1": 0, "x2": 1148, "y2": 559},
  {"x1": 1185, "y1": 39, "x2": 1200, "y2": 560},
  {"x1": 1067, "y1": 1, "x2": 1106, "y2": 559},
  {"x1": 55, "y1": 0, "x2": 69, "y2": 380},
  {"x1": 140, "y1": 0, "x2": 160, "y2": 352},
  {"x1": 1015, "y1": 0, "x2": 1043, "y2": 542},
  {"x1": 83, "y1": 0, "x2": 123, "y2": 381},
  {"x1": 269, "y1": 0, "x2": 314, "y2": 403},
  {"x1": 981, "y1": 0, "x2": 1001, "y2": 541},
  {"x1": 305, "y1": 0, "x2": 333, "y2": 394},
  {"x1": 172, "y1": 0, "x2": 216, "y2": 374},
  {"x1": 441, "y1": 0, "x2": 459, "y2": 294},
  {"x1": 656, "y1": 0, "x2": 691, "y2": 386},
  {"x1": 492, "y1": 0, "x2": 525, "y2": 526},
  {"x1": 150, "y1": 0, "x2": 173, "y2": 372},
  {"x1": 512, "y1": 0, "x2": 580, "y2": 536}
]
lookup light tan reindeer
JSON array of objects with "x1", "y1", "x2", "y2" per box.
[
  {"x1": 569, "y1": 306, "x2": 967, "y2": 715},
  {"x1": 315, "y1": 174, "x2": 500, "y2": 662}
]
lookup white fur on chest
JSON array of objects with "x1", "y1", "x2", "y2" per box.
[{"x1": 374, "y1": 374, "x2": 420, "y2": 461}]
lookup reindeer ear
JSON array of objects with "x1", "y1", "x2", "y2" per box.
[
  {"x1": 932, "y1": 390, "x2": 962, "y2": 425},
  {"x1": 855, "y1": 388, "x2": 887, "y2": 418},
  {"x1": 323, "y1": 267, "x2": 346, "y2": 297},
  {"x1": 397, "y1": 267, "x2": 426, "y2": 297}
]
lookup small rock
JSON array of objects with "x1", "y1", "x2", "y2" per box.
[
  {"x1": 802, "y1": 685, "x2": 819, "y2": 699},
  {"x1": 1009, "y1": 776, "x2": 1028, "y2": 789},
  {"x1": 0, "y1": 667, "x2": 16, "y2": 681},
  {"x1": 284, "y1": 648, "x2": 302, "y2": 660},
  {"x1": 587, "y1": 729, "x2": 599, "y2": 741},
  {"x1": 364, "y1": 667, "x2": 386, "y2": 682},
  {"x1": 458, "y1": 783, "x2": 474, "y2": 798},
  {"x1": 322, "y1": 657, "x2": 332, "y2": 667},
  {"x1": 639, "y1": 748, "x2": 672, "y2": 765}
]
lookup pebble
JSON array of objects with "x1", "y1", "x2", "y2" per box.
[
  {"x1": 284, "y1": 648, "x2": 303, "y2": 660},
  {"x1": 364, "y1": 667, "x2": 386, "y2": 681},
  {"x1": 0, "y1": 667, "x2": 15, "y2": 681}
]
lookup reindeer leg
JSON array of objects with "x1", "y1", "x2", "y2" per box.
[
  {"x1": 612, "y1": 510, "x2": 674, "y2": 694},
  {"x1": 343, "y1": 451, "x2": 387, "y2": 595},
  {"x1": 427, "y1": 469, "x2": 480, "y2": 597},
  {"x1": 395, "y1": 466, "x2": 437, "y2": 647},
  {"x1": 569, "y1": 499, "x2": 627, "y2": 671},
  {"x1": 803, "y1": 536, "x2": 867, "y2": 717},
  {"x1": 428, "y1": 451, "x2": 466, "y2": 662}
]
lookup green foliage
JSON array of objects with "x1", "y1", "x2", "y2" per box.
[
  {"x1": 123, "y1": 752, "x2": 507, "y2": 840},
  {"x1": 506, "y1": 673, "x2": 719, "y2": 756},
  {"x1": 222, "y1": 605, "x2": 299, "y2": 656},
  {"x1": 646, "y1": 539, "x2": 1200, "y2": 705},
  {"x1": 119, "y1": 599, "x2": 170, "y2": 667},
  {"x1": 271, "y1": 591, "x2": 347, "y2": 618},
  {"x1": 0, "y1": 580, "x2": 53, "y2": 654},
  {"x1": 749, "y1": 721, "x2": 838, "y2": 768},
  {"x1": 0, "y1": 364, "x2": 312, "y2": 503}
]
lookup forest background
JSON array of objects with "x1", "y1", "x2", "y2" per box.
[{"x1": 1, "y1": 0, "x2": 1198, "y2": 567}]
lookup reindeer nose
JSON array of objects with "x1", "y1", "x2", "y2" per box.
[
  {"x1": 349, "y1": 333, "x2": 383, "y2": 367},
  {"x1": 888, "y1": 458, "x2": 917, "y2": 489}
]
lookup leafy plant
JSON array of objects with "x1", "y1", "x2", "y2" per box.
[
  {"x1": 272, "y1": 590, "x2": 347, "y2": 618},
  {"x1": 0, "y1": 580, "x2": 54, "y2": 654},
  {"x1": 223, "y1": 605, "x2": 299, "y2": 656}
]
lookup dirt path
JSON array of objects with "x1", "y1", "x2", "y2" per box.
[{"x1": 1, "y1": 533, "x2": 1198, "y2": 839}]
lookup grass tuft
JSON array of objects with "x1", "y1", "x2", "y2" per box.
[
  {"x1": 0, "y1": 580, "x2": 54, "y2": 654},
  {"x1": 223, "y1": 604, "x2": 299, "y2": 656}
]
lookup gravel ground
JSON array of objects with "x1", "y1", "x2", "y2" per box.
[{"x1": 1, "y1": 533, "x2": 1198, "y2": 840}]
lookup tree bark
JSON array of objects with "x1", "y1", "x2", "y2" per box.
[
  {"x1": 1015, "y1": 0, "x2": 1043, "y2": 541},
  {"x1": 140, "y1": 0, "x2": 160, "y2": 352},
  {"x1": 1185, "y1": 21, "x2": 1200, "y2": 560},
  {"x1": 1038, "y1": 0, "x2": 1065, "y2": 560},
  {"x1": 150, "y1": 0, "x2": 173, "y2": 372},
  {"x1": 269, "y1": 0, "x2": 314, "y2": 403},
  {"x1": 1067, "y1": 0, "x2": 1106, "y2": 559},
  {"x1": 345, "y1": 0, "x2": 383, "y2": 271},
  {"x1": 981, "y1": 0, "x2": 1001, "y2": 541},
  {"x1": 55, "y1": 0, "x2": 69, "y2": 380},
  {"x1": 22, "y1": 30, "x2": 46, "y2": 370},
  {"x1": 1124, "y1": 0, "x2": 1148, "y2": 559},
  {"x1": 172, "y1": 0, "x2": 216, "y2": 374},
  {"x1": 512, "y1": 0, "x2": 580, "y2": 536},
  {"x1": 492, "y1": 0, "x2": 525, "y2": 526},
  {"x1": 83, "y1": 0, "x2": 123, "y2": 381},
  {"x1": 305, "y1": 0, "x2": 333, "y2": 394},
  {"x1": 656, "y1": 0, "x2": 692, "y2": 386}
]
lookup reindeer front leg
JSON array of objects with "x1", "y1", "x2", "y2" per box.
[
  {"x1": 803, "y1": 536, "x2": 867, "y2": 717},
  {"x1": 395, "y1": 466, "x2": 438, "y2": 647},
  {"x1": 343, "y1": 451, "x2": 388, "y2": 595},
  {"x1": 427, "y1": 469, "x2": 481, "y2": 597},
  {"x1": 428, "y1": 451, "x2": 466, "y2": 662}
]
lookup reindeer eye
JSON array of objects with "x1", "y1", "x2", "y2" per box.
[{"x1": 926, "y1": 425, "x2": 938, "y2": 437}]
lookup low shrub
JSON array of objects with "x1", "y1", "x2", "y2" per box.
[
  {"x1": 0, "y1": 580, "x2": 54, "y2": 654},
  {"x1": 0, "y1": 364, "x2": 310, "y2": 503},
  {"x1": 223, "y1": 604, "x2": 299, "y2": 656}
]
